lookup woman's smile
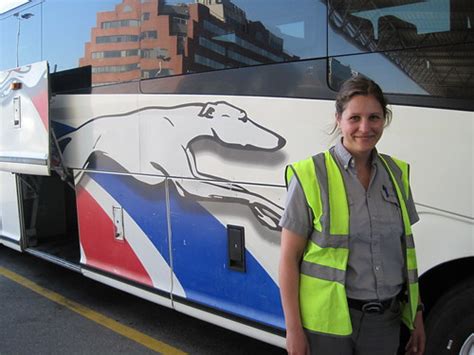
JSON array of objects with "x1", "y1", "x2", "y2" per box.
[{"x1": 337, "y1": 95, "x2": 385, "y2": 159}]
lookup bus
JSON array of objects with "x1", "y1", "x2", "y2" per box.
[{"x1": 0, "y1": 0, "x2": 472, "y2": 353}]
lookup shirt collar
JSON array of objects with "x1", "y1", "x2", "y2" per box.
[
  {"x1": 334, "y1": 138, "x2": 379, "y2": 171},
  {"x1": 335, "y1": 138, "x2": 353, "y2": 170}
]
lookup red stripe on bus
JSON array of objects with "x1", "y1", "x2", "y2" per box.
[
  {"x1": 31, "y1": 91, "x2": 49, "y2": 130},
  {"x1": 76, "y1": 186, "x2": 153, "y2": 287}
]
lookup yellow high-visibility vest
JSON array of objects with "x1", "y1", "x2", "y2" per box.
[{"x1": 285, "y1": 150, "x2": 419, "y2": 336}]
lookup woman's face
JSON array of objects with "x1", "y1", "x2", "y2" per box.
[{"x1": 336, "y1": 94, "x2": 385, "y2": 158}]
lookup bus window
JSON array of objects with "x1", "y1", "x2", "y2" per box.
[
  {"x1": 328, "y1": 0, "x2": 472, "y2": 56},
  {"x1": 329, "y1": 42, "x2": 474, "y2": 101},
  {"x1": 0, "y1": 3, "x2": 41, "y2": 70},
  {"x1": 42, "y1": 0, "x2": 118, "y2": 78},
  {"x1": 0, "y1": 19, "x2": 5, "y2": 70},
  {"x1": 328, "y1": 52, "x2": 428, "y2": 96},
  {"x1": 327, "y1": 0, "x2": 474, "y2": 101},
  {"x1": 123, "y1": 0, "x2": 325, "y2": 85},
  {"x1": 42, "y1": 0, "x2": 325, "y2": 87}
]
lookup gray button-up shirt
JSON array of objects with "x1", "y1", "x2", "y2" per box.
[{"x1": 280, "y1": 140, "x2": 419, "y2": 301}]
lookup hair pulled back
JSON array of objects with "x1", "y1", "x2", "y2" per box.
[{"x1": 332, "y1": 76, "x2": 392, "y2": 134}]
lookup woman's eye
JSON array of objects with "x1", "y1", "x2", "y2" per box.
[
  {"x1": 370, "y1": 115, "x2": 382, "y2": 120},
  {"x1": 349, "y1": 116, "x2": 360, "y2": 121}
]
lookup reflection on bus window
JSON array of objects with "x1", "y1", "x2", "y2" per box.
[
  {"x1": 77, "y1": 0, "x2": 325, "y2": 86},
  {"x1": 328, "y1": 55, "x2": 427, "y2": 96},
  {"x1": 328, "y1": 0, "x2": 474, "y2": 99},
  {"x1": 328, "y1": 0, "x2": 471, "y2": 54},
  {"x1": 0, "y1": 3, "x2": 41, "y2": 70},
  {"x1": 42, "y1": 0, "x2": 119, "y2": 73},
  {"x1": 350, "y1": 0, "x2": 450, "y2": 40},
  {"x1": 1, "y1": 0, "x2": 325, "y2": 85}
]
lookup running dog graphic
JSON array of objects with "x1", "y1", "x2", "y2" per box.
[{"x1": 59, "y1": 101, "x2": 286, "y2": 230}]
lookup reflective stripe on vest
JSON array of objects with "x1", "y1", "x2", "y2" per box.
[
  {"x1": 379, "y1": 154, "x2": 419, "y2": 329},
  {"x1": 285, "y1": 151, "x2": 419, "y2": 336}
]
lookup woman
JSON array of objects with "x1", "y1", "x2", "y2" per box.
[{"x1": 279, "y1": 76, "x2": 425, "y2": 355}]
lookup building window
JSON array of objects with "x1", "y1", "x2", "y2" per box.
[
  {"x1": 140, "y1": 31, "x2": 158, "y2": 40},
  {"x1": 177, "y1": 35, "x2": 186, "y2": 55},
  {"x1": 141, "y1": 48, "x2": 170, "y2": 59},
  {"x1": 123, "y1": 5, "x2": 133, "y2": 12},
  {"x1": 173, "y1": 17, "x2": 187, "y2": 25},
  {"x1": 101, "y1": 19, "x2": 140, "y2": 29},
  {"x1": 199, "y1": 37, "x2": 225, "y2": 56},
  {"x1": 203, "y1": 20, "x2": 227, "y2": 36},
  {"x1": 194, "y1": 54, "x2": 225, "y2": 69},
  {"x1": 142, "y1": 68, "x2": 174, "y2": 78},
  {"x1": 92, "y1": 49, "x2": 140, "y2": 59},
  {"x1": 171, "y1": 17, "x2": 188, "y2": 35},
  {"x1": 141, "y1": 12, "x2": 150, "y2": 21},
  {"x1": 92, "y1": 63, "x2": 139, "y2": 73},
  {"x1": 228, "y1": 50, "x2": 260, "y2": 66},
  {"x1": 96, "y1": 35, "x2": 139, "y2": 43}
]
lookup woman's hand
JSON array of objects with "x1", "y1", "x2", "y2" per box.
[
  {"x1": 286, "y1": 326, "x2": 310, "y2": 355},
  {"x1": 405, "y1": 311, "x2": 425, "y2": 355}
]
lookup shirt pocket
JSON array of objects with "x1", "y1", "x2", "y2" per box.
[
  {"x1": 381, "y1": 188, "x2": 400, "y2": 207},
  {"x1": 379, "y1": 188, "x2": 402, "y2": 227}
]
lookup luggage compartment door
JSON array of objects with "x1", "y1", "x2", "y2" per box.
[
  {"x1": 0, "y1": 61, "x2": 50, "y2": 176},
  {"x1": 0, "y1": 172, "x2": 22, "y2": 251}
]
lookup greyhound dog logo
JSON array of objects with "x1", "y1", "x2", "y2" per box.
[{"x1": 60, "y1": 101, "x2": 286, "y2": 230}]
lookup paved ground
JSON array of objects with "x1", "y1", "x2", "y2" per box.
[{"x1": 0, "y1": 245, "x2": 286, "y2": 355}]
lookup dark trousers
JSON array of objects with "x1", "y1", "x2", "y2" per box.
[{"x1": 305, "y1": 302, "x2": 401, "y2": 355}]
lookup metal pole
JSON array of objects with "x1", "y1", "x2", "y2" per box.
[{"x1": 15, "y1": 14, "x2": 20, "y2": 67}]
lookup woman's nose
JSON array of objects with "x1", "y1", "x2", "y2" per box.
[{"x1": 358, "y1": 118, "x2": 371, "y2": 131}]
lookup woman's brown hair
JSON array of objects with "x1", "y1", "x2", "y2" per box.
[{"x1": 331, "y1": 76, "x2": 392, "y2": 134}]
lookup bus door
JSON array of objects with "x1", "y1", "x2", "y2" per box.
[
  {"x1": 0, "y1": 172, "x2": 22, "y2": 251},
  {"x1": 0, "y1": 61, "x2": 51, "y2": 176},
  {"x1": 0, "y1": 61, "x2": 51, "y2": 250}
]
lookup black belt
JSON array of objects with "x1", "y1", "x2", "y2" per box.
[{"x1": 347, "y1": 297, "x2": 395, "y2": 314}]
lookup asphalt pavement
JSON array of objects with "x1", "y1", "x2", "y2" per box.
[{"x1": 0, "y1": 245, "x2": 286, "y2": 355}]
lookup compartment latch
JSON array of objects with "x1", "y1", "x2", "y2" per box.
[
  {"x1": 13, "y1": 96, "x2": 21, "y2": 128},
  {"x1": 113, "y1": 206, "x2": 125, "y2": 241},
  {"x1": 227, "y1": 225, "x2": 245, "y2": 272}
]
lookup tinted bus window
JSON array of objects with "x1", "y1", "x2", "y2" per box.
[
  {"x1": 81, "y1": 0, "x2": 326, "y2": 86},
  {"x1": 0, "y1": 3, "x2": 41, "y2": 70},
  {"x1": 328, "y1": 0, "x2": 472, "y2": 56},
  {"x1": 43, "y1": 0, "x2": 120, "y2": 79},
  {"x1": 3, "y1": 0, "x2": 326, "y2": 86},
  {"x1": 328, "y1": 0, "x2": 474, "y2": 100}
]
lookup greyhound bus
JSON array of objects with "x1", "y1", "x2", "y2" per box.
[{"x1": 0, "y1": 0, "x2": 473, "y2": 353}]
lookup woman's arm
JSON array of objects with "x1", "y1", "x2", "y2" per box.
[{"x1": 279, "y1": 227, "x2": 310, "y2": 355}]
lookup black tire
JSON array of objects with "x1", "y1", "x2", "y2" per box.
[{"x1": 425, "y1": 278, "x2": 474, "y2": 355}]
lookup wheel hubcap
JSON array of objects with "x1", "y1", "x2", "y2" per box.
[{"x1": 460, "y1": 333, "x2": 474, "y2": 355}]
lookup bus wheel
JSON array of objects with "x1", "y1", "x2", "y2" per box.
[{"x1": 425, "y1": 279, "x2": 474, "y2": 355}]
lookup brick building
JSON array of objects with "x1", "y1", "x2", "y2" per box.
[{"x1": 80, "y1": 0, "x2": 296, "y2": 85}]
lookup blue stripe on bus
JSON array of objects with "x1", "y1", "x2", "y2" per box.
[
  {"x1": 89, "y1": 171, "x2": 284, "y2": 329},
  {"x1": 52, "y1": 121, "x2": 76, "y2": 138}
]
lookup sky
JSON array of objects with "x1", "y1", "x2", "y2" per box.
[{"x1": 1, "y1": 0, "x2": 118, "y2": 70}]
